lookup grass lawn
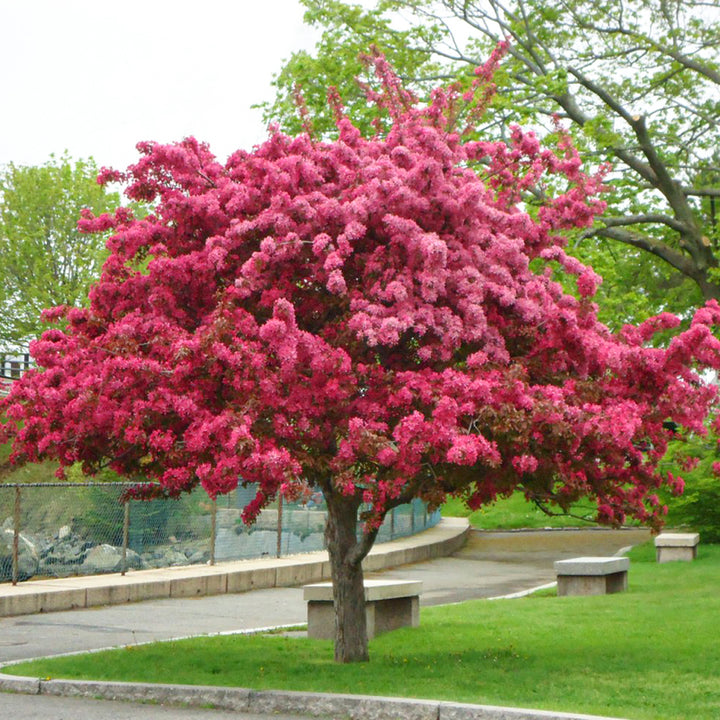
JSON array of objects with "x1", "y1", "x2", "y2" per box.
[
  {"x1": 442, "y1": 492, "x2": 604, "y2": 529},
  {"x1": 5, "y1": 543, "x2": 719, "y2": 720}
]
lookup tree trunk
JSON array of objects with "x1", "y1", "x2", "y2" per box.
[{"x1": 324, "y1": 491, "x2": 370, "y2": 663}]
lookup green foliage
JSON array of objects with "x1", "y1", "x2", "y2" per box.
[
  {"x1": 71, "y1": 486, "x2": 177, "y2": 551},
  {"x1": 0, "y1": 433, "x2": 10, "y2": 467},
  {"x1": 67, "y1": 466, "x2": 183, "y2": 551},
  {"x1": 442, "y1": 493, "x2": 598, "y2": 529},
  {"x1": 10, "y1": 547, "x2": 720, "y2": 719},
  {"x1": 0, "y1": 153, "x2": 119, "y2": 351},
  {"x1": 568, "y1": 236, "x2": 703, "y2": 333},
  {"x1": 659, "y1": 435, "x2": 720, "y2": 543}
]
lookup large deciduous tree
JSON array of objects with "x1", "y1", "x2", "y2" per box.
[
  {"x1": 0, "y1": 154, "x2": 119, "y2": 351},
  {"x1": 3, "y1": 53, "x2": 720, "y2": 663},
  {"x1": 265, "y1": 0, "x2": 720, "y2": 316}
]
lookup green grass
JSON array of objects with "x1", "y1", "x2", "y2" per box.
[
  {"x1": 442, "y1": 492, "x2": 603, "y2": 529},
  {"x1": 6, "y1": 543, "x2": 720, "y2": 720}
]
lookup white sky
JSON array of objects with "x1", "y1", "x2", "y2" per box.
[{"x1": 0, "y1": 1, "x2": 320, "y2": 171}]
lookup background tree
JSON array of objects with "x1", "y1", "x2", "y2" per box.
[
  {"x1": 264, "y1": 0, "x2": 719, "y2": 320},
  {"x1": 0, "y1": 154, "x2": 119, "y2": 351},
  {"x1": 4, "y1": 56, "x2": 720, "y2": 665}
]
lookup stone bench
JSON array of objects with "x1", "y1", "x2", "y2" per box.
[
  {"x1": 654, "y1": 532, "x2": 699, "y2": 563},
  {"x1": 554, "y1": 556, "x2": 629, "y2": 596},
  {"x1": 303, "y1": 579, "x2": 422, "y2": 640}
]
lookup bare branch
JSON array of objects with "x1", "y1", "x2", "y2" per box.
[
  {"x1": 583, "y1": 225, "x2": 702, "y2": 279},
  {"x1": 685, "y1": 188, "x2": 720, "y2": 198},
  {"x1": 600, "y1": 213, "x2": 688, "y2": 234}
]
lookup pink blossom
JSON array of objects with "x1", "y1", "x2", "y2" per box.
[
  {"x1": 2, "y1": 50, "x2": 719, "y2": 545},
  {"x1": 326, "y1": 270, "x2": 348, "y2": 295},
  {"x1": 577, "y1": 269, "x2": 601, "y2": 298},
  {"x1": 512, "y1": 455, "x2": 539, "y2": 474},
  {"x1": 447, "y1": 435, "x2": 480, "y2": 465}
]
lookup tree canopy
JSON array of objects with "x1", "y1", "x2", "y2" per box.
[
  {"x1": 3, "y1": 53, "x2": 720, "y2": 663},
  {"x1": 0, "y1": 154, "x2": 119, "y2": 351},
  {"x1": 264, "y1": 0, "x2": 720, "y2": 319}
]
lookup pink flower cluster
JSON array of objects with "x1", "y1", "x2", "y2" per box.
[{"x1": 2, "y1": 52, "x2": 720, "y2": 533}]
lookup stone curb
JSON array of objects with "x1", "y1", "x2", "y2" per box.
[
  {"x1": 0, "y1": 517, "x2": 470, "y2": 617},
  {"x1": 475, "y1": 527, "x2": 646, "y2": 534},
  {"x1": 0, "y1": 675, "x2": 629, "y2": 720}
]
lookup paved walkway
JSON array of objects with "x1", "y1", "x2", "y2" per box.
[
  {"x1": 0, "y1": 517, "x2": 468, "y2": 618},
  {"x1": 0, "y1": 523, "x2": 650, "y2": 719}
]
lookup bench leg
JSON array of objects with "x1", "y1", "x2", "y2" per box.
[
  {"x1": 605, "y1": 570, "x2": 628, "y2": 594},
  {"x1": 372, "y1": 596, "x2": 419, "y2": 637},
  {"x1": 307, "y1": 600, "x2": 336, "y2": 640},
  {"x1": 557, "y1": 571, "x2": 627, "y2": 596},
  {"x1": 656, "y1": 546, "x2": 697, "y2": 563},
  {"x1": 308, "y1": 596, "x2": 420, "y2": 639}
]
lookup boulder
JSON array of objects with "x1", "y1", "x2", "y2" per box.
[
  {"x1": 160, "y1": 547, "x2": 191, "y2": 566},
  {"x1": 186, "y1": 549, "x2": 209, "y2": 564},
  {"x1": 40, "y1": 538, "x2": 91, "y2": 570},
  {"x1": 81, "y1": 544, "x2": 142, "y2": 574},
  {"x1": 0, "y1": 527, "x2": 40, "y2": 581}
]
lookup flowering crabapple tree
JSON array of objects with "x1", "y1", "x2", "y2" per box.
[{"x1": 3, "y1": 49, "x2": 720, "y2": 663}]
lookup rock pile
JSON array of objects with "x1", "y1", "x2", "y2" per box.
[
  {"x1": 0, "y1": 519, "x2": 320, "y2": 583},
  {"x1": 0, "y1": 519, "x2": 212, "y2": 582}
]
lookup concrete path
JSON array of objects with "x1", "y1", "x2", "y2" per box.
[
  {"x1": 368, "y1": 526, "x2": 650, "y2": 604},
  {"x1": 0, "y1": 525, "x2": 650, "y2": 719},
  {"x1": 0, "y1": 526, "x2": 649, "y2": 664}
]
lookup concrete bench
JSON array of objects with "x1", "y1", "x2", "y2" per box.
[
  {"x1": 654, "y1": 532, "x2": 699, "y2": 563},
  {"x1": 303, "y1": 579, "x2": 422, "y2": 640},
  {"x1": 554, "y1": 556, "x2": 629, "y2": 596}
]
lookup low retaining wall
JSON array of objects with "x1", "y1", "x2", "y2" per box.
[{"x1": 0, "y1": 517, "x2": 469, "y2": 617}]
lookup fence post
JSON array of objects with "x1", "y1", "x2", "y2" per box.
[
  {"x1": 390, "y1": 506, "x2": 395, "y2": 539},
  {"x1": 121, "y1": 500, "x2": 130, "y2": 576},
  {"x1": 276, "y1": 495, "x2": 283, "y2": 558},
  {"x1": 210, "y1": 498, "x2": 217, "y2": 566},
  {"x1": 411, "y1": 499, "x2": 416, "y2": 534},
  {"x1": 12, "y1": 487, "x2": 21, "y2": 586}
]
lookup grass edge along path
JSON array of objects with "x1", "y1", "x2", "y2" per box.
[{"x1": 5, "y1": 543, "x2": 719, "y2": 720}]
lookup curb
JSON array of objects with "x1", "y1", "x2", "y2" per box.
[{"x1": 0, "y1": 675, "x2": 629, "y2": 720}]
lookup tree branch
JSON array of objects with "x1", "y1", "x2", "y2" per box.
[
  {"x1": 348, "y1": 523, "x2": 380, "y2": 566},
  {"x1": 600, "y1": 213, "x2": 688, "y2": 234},
  {"x1": 583, "y1": 225, "x2": 702, "y2": 279},
  {"x1": 685, "y1": 188, "x2": 720, "y2": 198}
]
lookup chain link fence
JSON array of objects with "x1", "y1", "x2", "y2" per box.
[{"x1": 0, "y1": 483, "x2": 440, "y2": 585}]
